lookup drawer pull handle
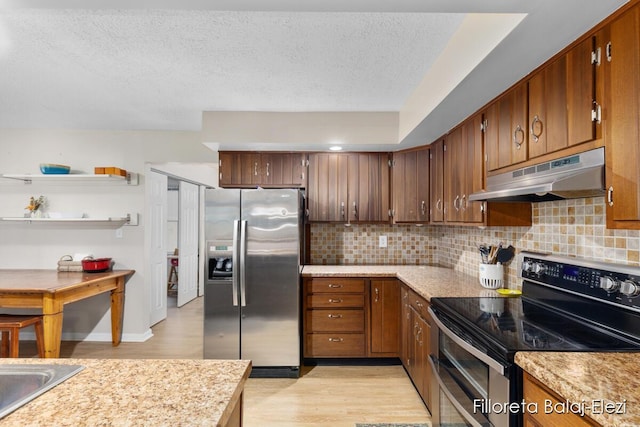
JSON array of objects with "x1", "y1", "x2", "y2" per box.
[
  {"x1": 328, "y1": 314, "x2": 343, "y2": 319},
  {"x1": 329, "y1": 337, "x2": 344, "y2": 342},
  {"x1": 328, "y1": 298, "x2": 343, "y2": 303},
  {"x1": 328, "y1": 284, "x2": 343, "y2": 288}
]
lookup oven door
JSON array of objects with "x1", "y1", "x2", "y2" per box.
[{"x1": 428, "y1": 307, "x2": 512, "y2": 427}]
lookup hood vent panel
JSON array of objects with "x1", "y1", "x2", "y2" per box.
[{"x1": 469, "y1": 148, "x2": 605, "y2": 202}]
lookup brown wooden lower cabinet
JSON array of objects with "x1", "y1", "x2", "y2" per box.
[
  {"x1": 523, "y1": 372, "x2": 601, "y2": 427},
  {"x1": 303, "y1": 277, "x2": 367, "y2": 358},
  {"x1": 303, "y1": 277, "x2": 400, "y2": 359},
  {"x1": 369, "y1": 279, "x2": 400, "y2": 356},
  {"x1": 402, "y1": 285, "x2": 432, "y2": 410},
  {"x1": 303, "y1": 277, "x2": 431, "y2": 410}
]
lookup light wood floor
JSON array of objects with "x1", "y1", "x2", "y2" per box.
[{"x1": 16, "y1": 295, "x2": 432, "y2": 426}]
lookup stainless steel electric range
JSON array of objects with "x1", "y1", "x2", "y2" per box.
[{"x1": 428, "y1": 251, "x2": 640, "y2": 427}]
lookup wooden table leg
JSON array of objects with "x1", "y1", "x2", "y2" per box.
[
  {"x1": 42, "y1": 295, "x2": 64, "y2": 358},
  {"x1": 110, "y1": 276, "x2": 125, "y2": 346}
]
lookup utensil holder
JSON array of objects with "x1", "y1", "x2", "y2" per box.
[{"x1": 479, "y1": 263, "x2": 504, "y2": 289}]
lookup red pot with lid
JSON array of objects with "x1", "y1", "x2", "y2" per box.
[{"x1": 81, "y1": 257, "x2": 112, "y2": 273}]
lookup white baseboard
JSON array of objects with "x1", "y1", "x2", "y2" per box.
[{"x1": 19, "y1": 328, "x2": 154, "y2": 343}]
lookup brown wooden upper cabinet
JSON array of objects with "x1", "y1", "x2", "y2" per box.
[
  {"x1": 486, "y1": 33, "x2": 602, "y2": 172},
  {"x1": 605, "y1": 3, "x2": 640, "y2": 229},
  {"x1": 444, "y1": 116, "x2": 483, "y2": 223},
  {"x1": 391, "y1": 148, "x2": 430, "y2": 223},
  {"x1": 218, "y1": 151, "x2": 307, "y2": 188},
  {"x1": 307, "y1": 152, "x2": 390, "y2": 223},
  {"x1": 485, "y1": 81, "x2": 528, "y2": 172},
  {"x1": 429, "y1": 138, "x2": 445, "y2": 223},
  {"x1": 528, "y1": 37, "x2": 601, "y2": 160},
  {"x1": 430, "y1": 113, "x2": 531, "y2": 227},
  {"x1": 527, "y1": 55, "x2": 569, "y2": 159}
]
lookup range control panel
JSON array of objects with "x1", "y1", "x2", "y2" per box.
[{"x1": 521, "y1": 253, "x2": 640, "y2": 310}]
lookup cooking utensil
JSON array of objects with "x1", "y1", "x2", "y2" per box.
[
  {"x1": 479, "y1": 244, "x2": 490, "y2": 263},
  {"x1": 81, "y1": 257, "x2": 112, "y2": 273},
  {"x1": 496, "y1": 245, "x2": 516, "y2": 264}
]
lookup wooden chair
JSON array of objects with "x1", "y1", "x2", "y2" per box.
[
  {"x1": 168, "y1": 248, "x2": 179, "y2": 294},
  {"x1": 0, "y1": 314, "x2": 45, "y2": 358}
]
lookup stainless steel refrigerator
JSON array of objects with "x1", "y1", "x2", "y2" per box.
[{"x1": 203, "y1": 188, "x2": 303, "y2": 378}]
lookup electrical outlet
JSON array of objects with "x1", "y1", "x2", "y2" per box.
[
  {"x1": 115, "y1": 228, "x2": 123, "y2": 238},
  {"x1": 379, "y1": 235, "x2": 387, "y2": 248}
]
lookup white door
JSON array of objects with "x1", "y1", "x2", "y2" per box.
[
  {"x1": 147, "y1": 170, "x2": 168, "y2": 326},
  {"x1": 178, "y1": 181, "x2": 199, "y2": 307}
]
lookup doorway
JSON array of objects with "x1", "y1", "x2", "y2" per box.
[{"x1": 146, "y1": 162, "x2": 216, "y2": 328}]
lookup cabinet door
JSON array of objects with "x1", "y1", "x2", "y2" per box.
[
  {"x1": 607, "y1": 5, "x2": 640, "y2": 226},
  {"x1": 510, "y1": 82, "x2": 529, "y2": 165},
  {"x1": 528, "y1": 56, "x2": 569, "y2": 159},
  {"x1": 349, "y1": 153, "x2": 390, "y2": 223},
  {"x1": 444, "y1": 128, "x2": 464, "y2": 222},
  {"x1": 392, "y1": 151, "x2": 418, "y2": 222},
  {"x1": 400, "y1": 286, "x2": 412, "y2": 369},
  {"x1": 261, "y1": 153, "x2": 283, "y2": 186},
  {"x1": 370, "y1": 279, "x2": 400, "y2": 356},
  {"x1": 429, "y1": 138, "x2": 445, "y2": 223},
  {"x1": 416, "y1": 148, "x2": 430, "y2": 223},
  {"x1": 417, "y1": 311, "x2": 431, "y2": 409},
  {"x1": 218, "y1": 152, "x2": 236, "y2": 187},
  {"x1": 487, "y1": 84, "x2": 528, "y2": 171},
  {"x1": 462, "y1": 114, "x2": 484, "y2": 223},
  {"x1": 240, "y1": 152, "x2": 261, "y2": 186},
  {"x1": 392, "y1": 149, "x2": 428, "y2": 223},
  {"x1": 262, "y1": 153, "x2": 307, "y2": 187},
  {"x1": 567, "y1": 35, "x2": 599, "y2": 146},
  {"x1": 308, "y1": 153, "x2": 348, "y2": 221}
]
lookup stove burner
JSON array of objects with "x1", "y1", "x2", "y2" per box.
[{"x1": 521, "y1": 320, "x2": 581, "y2": 349}]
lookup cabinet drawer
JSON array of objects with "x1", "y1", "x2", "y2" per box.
[
  {"x1": 408, "y1": 290, "x2": 430, "y2": 320},
  {"x1": 307, "y1": 278, "x2": 365, "y2": 293},
  {"x1": 307, "y1": 294, "x2": 364, "y2": 308},
  {"x1": 305, "y1": 333, "x2": 365, "y2": 357},
  {"x1": 306, "y1": 309, "x2": 364, "y2": 332}
]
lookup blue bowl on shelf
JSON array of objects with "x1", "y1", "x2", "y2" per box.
[{"x1": 39, "y1": 163, "x2": 71, "y2": 174}]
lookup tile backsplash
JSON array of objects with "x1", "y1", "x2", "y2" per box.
[{"x1": 309, "y1": 197, "x2": 640, "y2": 289}]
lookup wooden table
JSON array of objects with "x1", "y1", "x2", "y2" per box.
[{"x1": 0, "y1": 269, "x2": 135, "y2": 358}]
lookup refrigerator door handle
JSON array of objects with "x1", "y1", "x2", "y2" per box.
[
  {"x1": 239, "y1": 220, "x2": 248, "y2": 307},
  {"x1": 232, "y1": 219, "x2": 240, "y2": 307}
]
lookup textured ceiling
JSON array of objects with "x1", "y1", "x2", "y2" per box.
[
  {"x1": 0, "y1": 9, "x2": 463, "y2": 130},
  {"x1": 0, "y1": 0, "x2": 630, "y2": 150}
]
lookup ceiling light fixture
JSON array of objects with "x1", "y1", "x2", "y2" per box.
[{"x1": 329, "y1": 146, "x2": 342, "y2": 151}]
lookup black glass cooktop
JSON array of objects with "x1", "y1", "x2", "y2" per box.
[{"x1": 430, "y1": 282, "x2": 640, "y2": 361}]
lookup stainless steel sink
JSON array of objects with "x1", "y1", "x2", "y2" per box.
[{"x1": 0, "y1": 364, "x2": 85, "y2": 419}]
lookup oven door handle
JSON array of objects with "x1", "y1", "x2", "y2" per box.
[
  {"x1": 429, "y1": 356, "x2": 492, "y2": 427},
  {"x1": 428, "y1": 306, "x2": 505, "y2": 375}
]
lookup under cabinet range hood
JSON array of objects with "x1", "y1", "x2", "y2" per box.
[{"x1": 469, "y1": 147, "x2": 605, "y2": 202}]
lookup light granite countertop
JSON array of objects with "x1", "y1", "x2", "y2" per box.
[
  {"x1": 301, "y1": 265, "x2": 498, "y2": 300},
  {"x1": 515, "y1": 352, "x2": 640, "y2": 427},
  {"x1": 0, "y1": 358, "x2": 252, "y2": 426}
]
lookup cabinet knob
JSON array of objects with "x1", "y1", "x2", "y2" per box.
[
  {"x1": 328, "y1": 283, "x2": 343, "y2": 289},
  {"x1": 328, "y1": 298, "x2": 343, "y2": 303},
  {"x1": 328, "y1": 337, "x2": 344, "y2": 342},
  {"x1": 327, "y1": 314, "x2": 343, "y2": 319}
]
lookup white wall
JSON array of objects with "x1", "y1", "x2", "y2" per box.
[{"x1": 0, "y1": 129, "x2": 214, "y2": 341}]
